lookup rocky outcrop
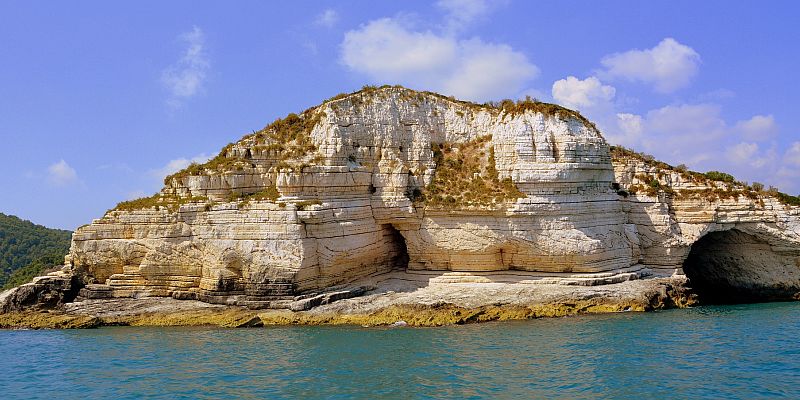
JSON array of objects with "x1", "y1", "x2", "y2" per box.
[
  {"x1": 0, "y1": 268, "x2": 82, "y2": 313},
  {"x1": 5, "y1": 86, "x2": 799, "y2": 313},
  {"x1": 612, "y1": 149, "x2": 800, "y2": 301},
  {"x1": 1, "y1": 276, "x2": 698, "y2": 328}
]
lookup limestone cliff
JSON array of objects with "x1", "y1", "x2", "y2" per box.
[
  {"x1": 611, "y1": 148, "x2": 800, "y2": 301},
  {"x1": 24, "y1": 86, "x2": 800, "y2": 308}
]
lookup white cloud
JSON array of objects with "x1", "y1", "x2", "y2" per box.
[
  {"x1": 716, "y1": 142, "x2": 783, "y2": 184},
  {"x1": 645, "y1": 103, "x2": 725, "y2": 139},
  {"x1": 551, "y1": 76, "x2": 615, "y2": 110},
  {"x1": 726, "y1": 142, "x2": 760, "y2": 164},
  {"x1": 436, "y1": 0, "x2": 491, "y2": 33},
  {"x1": 47, "y1": 159, "x2": 78, "y2": 186},
  {"x1": 616, "y1": 113, "x2": 643, "y2": 136},
  {"x1": 556, "y1": 45, "x2": 791, "y2": 194},
  {"x1": 722, "y1": 142, "x2": 777, "y2": 174},
  {"x1": 775, "y1": 167, "x2": 800, "y2": 195},
  {"x1": 602, "y1": 103, "x2": 726, "y2": 168},
  {"x1": 735, "y1": 114, "x2": 777, "y2": 141},
  {"x1": 601, "y1": 103, "x2": 790, "y2": 191},
  {"x1": 341, "y1": 19, "x2": 456, "y2": 83},
  {"x1": 340, "y1": 17, "x2": 537, "y2": 101},
  {"x1": 599, "y1": 38, "x2": 700, "y2": 93},
  {"x1": 607, "y1": 113, "x2": 643, "y2": 147},
  {"x1": 441, "y1": 39, "x2": 538, "y2": 100},
  {"x1": 150, "y1": 154, "x2": 211, "y2": 180},
  {"x1": 785, "y1": 142, "x2": 800, "y2": 166},
  {"x1": 161, "y1": 26, "x2": 209, "y2": 107},
  {"x1": 643, "y1": 104, "x2": 726, "y2": 165},
  {"x1": 315, "y1": 9, "x2": 339, "y2": 28}
]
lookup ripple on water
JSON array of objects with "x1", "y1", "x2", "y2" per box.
[{"x1": 2, "y1": 302, "x2": 800, "y2": 399}]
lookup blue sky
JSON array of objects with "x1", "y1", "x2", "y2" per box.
[{"x1": 1, "y1": 0, "x2": 799, "y2": 230}]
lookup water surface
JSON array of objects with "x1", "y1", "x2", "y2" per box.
[{"x1": 2, "y1": 302, "x2": 799, "y2": 399}]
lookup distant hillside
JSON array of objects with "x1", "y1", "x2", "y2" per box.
[{"x1": 0, "y1": 213, "x2": 72, "y2": 289}]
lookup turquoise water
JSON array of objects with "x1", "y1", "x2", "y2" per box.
[{"x1": 2, "y1": 303, "x2": 800, "y2": 399}]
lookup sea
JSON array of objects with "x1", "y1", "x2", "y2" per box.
[{"x1": 2, "y1": 302, "x2": 799, "y2": 399}]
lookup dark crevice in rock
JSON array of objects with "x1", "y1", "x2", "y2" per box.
[
  {"x1": 683, "y1": 229, "x2": 800, "y2": 304},
  {"x1": 385, "y1": 224, "x2": 410, "y2": 271}
]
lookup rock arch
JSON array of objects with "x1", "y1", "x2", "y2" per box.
[{"x1": 682, "y1": 229, "x2": 800, "y2": 303}]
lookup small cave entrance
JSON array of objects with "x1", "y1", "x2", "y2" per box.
[
  {"x1": 682, "y1": 229, "x2": 800, "y2": 304},
  {"x1": 383, "y1": 224, "x2": 410, "y2": 271}
]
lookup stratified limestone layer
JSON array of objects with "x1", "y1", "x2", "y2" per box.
[
  {"x1": 0, "y1": 276, "x2": 697, "y2": 329},
  {"x1": 66, "y1": 87, "x2": 646, "y2": 306}
]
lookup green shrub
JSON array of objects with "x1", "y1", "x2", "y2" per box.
[
  {"x1": 704, "y1": 171, "x2": 736, "y2": 183},
  {"x1": 0, "y1": 213, "x2": 71, "y2": 288},
  {"x1": 110, "y1": 194, "x2": 208, "y2": 213},
  {"x1": 2, "y1": 254, "x2": 64, "y2": 290},
  {"x1": 494, "y1": 96, "x2": 598, "y2": 130},
  {"x1": 164, "y1": 110, "x2": 323, "y2": 185},
  {"x1": 233, "y1": 185, "x2": 281, "y2": 206},
  {"x1": 768, "y1": 188, "x2": 800, "y2": 206},
  {"x1": 421, "y1": 135, "x2": 525, "y2": 207},
  {"x1": 610, "y1": 146, "x2": 672, "y2": 171}
]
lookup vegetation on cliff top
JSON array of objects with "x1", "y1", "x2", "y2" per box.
[
  {"x1": 161, "y1": 85, "x2": 597, "y2": 189},
  {"x1": 163, "y1": 111, "x2": 322, "y2": 185},
  {"x1": 110, "y1": 194, "x2": 209, "y2": 213},
  {"x1": 126, "y1": 85, "x2": 590, "y2": 212},
  {"x1": 120, "y1": 86, "x2": 798, "y2": 213},
  {"x1": 323, "y1": 85, "x2": 597, "y2": 130},
  {"x1": 611, "y1": 145, "x2": 800, "y2": 206},
  {"x1": 0, "y1": 213, "x2": 71, "y2": 289},
  {"x1": 418, "y1": 135, "x2": 525, "y2": 207}
]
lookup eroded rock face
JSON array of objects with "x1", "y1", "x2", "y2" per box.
[
  {"x1": 57, "y1": 87, "x2": 800, "y2": 306},
  {"x1": 683, "y1": 230, "x2": 800, "y2": 302},
  {"x1": 612, "y1": 151, "x2": 800, "y2": 300}
]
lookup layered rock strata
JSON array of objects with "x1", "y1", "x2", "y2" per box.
[
  {"x1": 7, "y1": 86, "x2": 800, "y2": 311},
  {"x1": 1, "y1": 275, "x2": 698, "y2": 329},
  {"x1": 612, "y1": 149, "x2": 800, "y2": 300}
]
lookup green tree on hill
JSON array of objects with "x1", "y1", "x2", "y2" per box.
[{"x1": 0, "y1": 213, "x2": 72, "y2": 289}]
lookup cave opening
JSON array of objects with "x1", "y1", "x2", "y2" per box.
[
  {"x1": 383, "y1": 224, "x2": 410, "y2": 271},
  {"x1": 682, "y1": 229, "x2": 799, "y2": 304}
]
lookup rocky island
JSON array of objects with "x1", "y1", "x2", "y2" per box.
[{"x1": 2, "y1": 86, "x2": 799, "y2": 328}]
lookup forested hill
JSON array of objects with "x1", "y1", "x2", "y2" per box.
[{"x1": 0, "y1": 213, "x2": 72, "y2": 289}]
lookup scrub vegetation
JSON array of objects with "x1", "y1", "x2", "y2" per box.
[
  {"x1": 419, "y1": 135, "x2": 525, "y2": 207},
  {"x1": 110, "y1": 194, "x2": 208, "y2": 213},
  {"x1": 611, "y1": 145, "x2": 800, "y2": 206}
]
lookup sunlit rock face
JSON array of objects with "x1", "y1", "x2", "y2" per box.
[{"x1": 64, "y1": 87, "x2": 800, "y2": 306}]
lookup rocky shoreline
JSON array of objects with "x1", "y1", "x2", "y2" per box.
[{"x1": 0, "y1": 275, "x2": 698, "y2": 329}]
